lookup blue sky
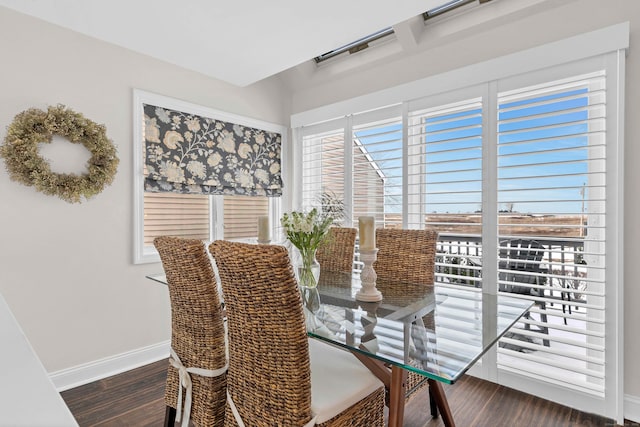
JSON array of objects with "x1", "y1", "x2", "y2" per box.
[{"x1": 354, "y1": 87, "x2": 593, "y2": 215}]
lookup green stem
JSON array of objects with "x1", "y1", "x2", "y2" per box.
[{"x1": 298, "y1": 248, "x2": 318, "y2": 288}]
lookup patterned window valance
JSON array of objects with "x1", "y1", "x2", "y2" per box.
[{"x1": 143, "y1": 104, "x2": 282, "y2": 197}]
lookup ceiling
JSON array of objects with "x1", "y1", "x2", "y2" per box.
[{"x1": 0, "y1": 0, "x2": 442, "y2": 87}]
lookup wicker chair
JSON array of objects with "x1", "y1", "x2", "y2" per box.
[
  {"x1": 373, "y1": 228, "x2": 439, "y2": 406},
  {"x1": 316, "y1": 227, "x2": 357, "y2": 273},
  {"x1": 208, "y1": 240, "x2": 385, "y2": 427},
  {"x1": 154, "y1": 236, "x2": 227, "y2": 427}
]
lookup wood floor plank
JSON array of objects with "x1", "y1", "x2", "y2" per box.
[{"x1": 61, "y1": 359, "x2": 634, "y2": 426}]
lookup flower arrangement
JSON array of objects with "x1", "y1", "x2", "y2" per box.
[{"x1": 281, "y1": 208, "x2": 334, "y2": 288}]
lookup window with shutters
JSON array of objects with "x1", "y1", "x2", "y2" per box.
[
  {"x1": 133, "y1": 90, "x2": 284, "y2": 264},
  {"x1": 301, "y1": 128, "x2": 346, "y2": 224},
  {"x1": 409, "y1": 96, "x2": 484, "y2": 287},
  {"x1": 352, "y1": 114, "x2": 402, "y2": 228},
  {"x1": 296, "y1": 47, "x2": 623, "y2": 418},
  {"x1": 495, "y1": 71, "x2": 607, "y2": 396}
]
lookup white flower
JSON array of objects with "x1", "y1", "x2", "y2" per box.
[
  {"x1": 269, "y1": 162, "x2": 280, "y2": 174},
  {"x1": 280, "y1": 208, "x2": 334, "y2": 255}
]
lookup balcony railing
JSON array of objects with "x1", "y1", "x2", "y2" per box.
[{"x1": 435, "y1": 233, "x2": 587, "y2": 305}]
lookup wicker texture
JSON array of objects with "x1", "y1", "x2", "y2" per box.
[
  {"x1": 316, "y1": 227, "x2": 357, "y2": 273},
  {"x1": 154, "y1": 236, "x2": 227, "y2": 427},
  {"x1": 208, "y1": 240, "x2": 384, "y2": 427},
  {"x1": 373, "y1": 228, "x2": 439, "y2": 400},
  {"x1": 374, "y1": 228, "x2": 438, "y2": 285}
]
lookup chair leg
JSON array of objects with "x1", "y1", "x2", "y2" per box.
[
  {"x1": 539, "y1": 304, "x2": 550, "y2": 347},
  {"x1": 560, "y1": 289, "x2": 571, "y2": 325},
  {"x1": 164, "y1": 405, "x2": 176, "y2": 427},
  {"x1": 523, "y1": 312, "x2": 531, "y2": 330},
  {"x1": 429, "y1": 385, "x2": 438, "y2": 418}
]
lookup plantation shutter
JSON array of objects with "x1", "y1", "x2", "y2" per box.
[
  {"x1": 351, "y1": 108, "x2": 403, "y2": 229},
  {"x1": 495, "y1": 71, "x2": 607, "y2": 396},
  {"x1": 301, "y1": 121, "x2": 347, "y2": 223},
  {"x1": 408, "y1": 96, "x2": 484, "y2": 287}
]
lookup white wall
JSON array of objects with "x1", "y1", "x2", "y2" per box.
[
  {"x1": 283, "y1": 0, "x2": 640, "y2": 409},
  {"x1": 0, "y1": 7, "x2": 288, "y2": 374}
]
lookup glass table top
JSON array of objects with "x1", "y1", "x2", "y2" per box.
[
  {"x1": 307, "y1": 270, "x2": 533, "y2": 384},
  {"x1": 146, "y1": 270, "x2": 532, "y2": 385}
]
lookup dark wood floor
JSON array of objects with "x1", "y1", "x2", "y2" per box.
[{"x1": 61, "y1": 359, "x2": 636, "y2": 426}]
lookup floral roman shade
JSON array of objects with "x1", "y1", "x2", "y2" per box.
[{"x1": 143, "y1": 104, "x2": 282, "y2": 196}]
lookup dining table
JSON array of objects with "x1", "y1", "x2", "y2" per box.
[
  {"x1": 146, "y1": 268, "x2": 532, "y2": 427},
  {"x1": 306, "y1": 270, "x2": 533, "y2": 427}
]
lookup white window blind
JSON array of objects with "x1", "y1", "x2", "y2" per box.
[
  {"x1": 143, "y1": 192, "x2": 210, "y2": 245},
  {"x1": 352, "y1": 113, "x2": 402, "y2": 228},
  {"x1": 223, "y1": 196, "x2": 269, "y2": 240},
  {"x1": 409, "y1": 98, "x2": 484, "y2": 287},
  {"x1": 495, "y1": 71, "x2": 607, "y2": 396},
  {"x1": 301, "y1": 127, "x2": 346, "y2": 223}
]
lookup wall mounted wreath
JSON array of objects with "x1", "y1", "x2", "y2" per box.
[{"x1": 0, "y1": 104, "x2": 119, "y2": 203}]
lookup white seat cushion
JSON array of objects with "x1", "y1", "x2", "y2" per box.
[{"x1": 308, "y1": 338, "x2": 384, "y2": 424}]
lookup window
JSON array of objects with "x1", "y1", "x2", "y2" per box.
[
  {"x1": 133, "y1": 90, "x2": 285, "y2": 263},
  {"x1": 423, "y1": 0, "x2": 477, "y2": 21},
  {"x1": 295, "y1": 27, "x2": 625, "y2": 418},
  {"x1": 314, "y1": 27, "x2": 395, "y2": 63},
  {"x1": 495, "y1": 71, "x2": 607, "y2": 395}
]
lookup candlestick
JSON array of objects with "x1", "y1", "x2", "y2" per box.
[
  {"x1": 257, "y1": 215, "x2": 271, "y2": 244},
  {"x1": 358, "y1": 216, "x2": 375, "y2": 250},
  {"x1": 355, "y1": 248, "x2": 382, "y2": 302}
]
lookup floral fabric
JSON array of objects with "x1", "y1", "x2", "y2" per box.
[{"x1": 143, "y1": 104, "x2": 282, "y2": 196}]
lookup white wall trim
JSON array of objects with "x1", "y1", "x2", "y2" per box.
[
  {"x1": 625, "y1": 394, "x2": 640, "y2": 423},
  {"x1": 291, "y1": 22, "x2": 629, "y2": 128},
  {"x1": 50, "y1": 340, "x2": 170, "y2": 392}
]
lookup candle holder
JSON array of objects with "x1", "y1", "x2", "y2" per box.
[
  {"x1": 356, "y1": 248, "x2": 383, "y2": 302},
  {"x1": 257, "y1": 239, "x2": 271, "y2": 244}
]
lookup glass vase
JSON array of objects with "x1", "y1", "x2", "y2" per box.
[
  {"x1": 300, "y1": 284, "x2": 321, "y2": 315},
  {"x1": 295, "y1": 248, "x2": 321, "y2": 289}
]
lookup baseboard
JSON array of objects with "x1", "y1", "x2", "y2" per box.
[
  {"x1": 50, "y1": 340, "x2": 170, "y2": 392},
  {"x1": 626, "y1": 394, "x2": 640, "y2": 423}
]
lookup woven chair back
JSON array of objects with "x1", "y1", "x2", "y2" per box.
[
  {"x1": 373, "y1": 228, "x2": 438, "y2": 286},
  {"x1": 208, "y1": 240, "x2": 313, "y2": 427},
  {"x1": 153, "y1": 236, "x2": 227, "y2": 427},
  {"x1": 316, "y1": 227, "x2": 357, "y2": 273}
]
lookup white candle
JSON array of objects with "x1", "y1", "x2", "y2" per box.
[
  {"x1": 358, "y1": 216, "x2": 376, "y2": 250},
  {"x1": 258, "y1": 216, "x2": 270, "y2": 242}
]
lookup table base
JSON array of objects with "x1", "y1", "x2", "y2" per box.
[{"x1": 351, "y1": 352, "x2": 455, "y2": 427}]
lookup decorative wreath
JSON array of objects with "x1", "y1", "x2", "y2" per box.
[{"x1": 0, "y1": 105, "x2": 119, "y2": 203}]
